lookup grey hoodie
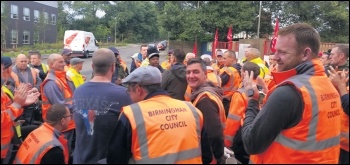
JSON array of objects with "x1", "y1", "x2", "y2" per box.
[{"x1": 161, "y1": 63, "x2": 187, "y2": 100}]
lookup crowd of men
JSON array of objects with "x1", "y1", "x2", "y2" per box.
[{"x1": 1, "y1": 22, "x2": 349, "y2": 164}]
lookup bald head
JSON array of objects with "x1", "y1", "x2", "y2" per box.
[
  {"x1": 48, "y1": 54, "x2": 65, "y2": 71},
  {"x1": 16, "y1": 54, "x2": 29, "y2": 71},
  {"x1": 186, "y1": 53, "x2": 196, "y2": 60},
  {"x1": 92, "y1": 48, "x2": 116, "y2": 76},
  {"x1": 245, "y1": 48, "x2": 261, "y2": 61}
]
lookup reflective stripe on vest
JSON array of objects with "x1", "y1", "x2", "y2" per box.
[
  {"x1": 192, "y1": 91, "x2": 226, "y2": 129},
  {"x1": 274, "y1": 76, "x2": 340, "y2": 151},
  {"x1": 250, "y1": 71, "x2": 341, "y2": 163},
  {"x1": 40, "y1": 72, "x2": 74, "y2": 131},
  {"x1": 1, "y1": 86, "x2": 14, "y2": 100},
  {"x1": 224, "y1": 88, "x2": 247, "y2": 147},
  {"x1": 128, "y1": 102, "x2": 202, "y2": 164},
  {"x1": 13, "y1": 123, "x2": 68, "y2": 164}
]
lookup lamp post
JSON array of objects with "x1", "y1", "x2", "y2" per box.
[
  {"x1": 257, "y1": 1, "x2": 262, "y2": 39},
  {"x1": 114, "y1": 19, "x2": 117, "y2": 45}
]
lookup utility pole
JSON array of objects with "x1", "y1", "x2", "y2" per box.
[
  {"x1": 114, "y1": 23, "x2": 116, "y2": 45},
  {"x1": 257, "y1": 1, "x2": 262, "y2": 39},
  {"x1": 114, "y1": 17, "x2": 117, "y2": 45}
]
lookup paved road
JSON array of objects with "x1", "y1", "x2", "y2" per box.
[{"x1": 39, "y1": 44, "x2": 168, "y2": 81}]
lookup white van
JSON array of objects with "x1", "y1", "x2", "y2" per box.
[{"x1": 63, "y1": 30, "x2": 99, "y2": 58}]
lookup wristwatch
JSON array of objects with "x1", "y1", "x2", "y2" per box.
[{"x1": 247, "y1": 89, "x2": 254, "y2": 97}]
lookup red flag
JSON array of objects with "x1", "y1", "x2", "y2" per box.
[
  {"x1": 193, "y1": 41, "x2": 197, "y2": 56},
  {"x1": 212, "y1": 28, "x2": 218, "y2": 58},
  {"x1": 227, "y1": 26, "x2": 233, "y2": 50},
  {"x1": 270, "y1": 18, "x2": 279, "y2": 53}
]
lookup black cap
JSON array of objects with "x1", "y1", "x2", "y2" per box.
[
  {"x1": 1, "y1": 56, "x2": 12, "y2": 68},
  {"x1": 108, "y1": 47, "x2": 119, "y2": 55},
  {"x1": 147, "y1": 47, "x2": 159, "y2": 56}
]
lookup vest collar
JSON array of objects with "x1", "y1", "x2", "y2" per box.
[
  {"x1": 42, "y1": 123, "x2": 62, "y2": 138},
  {"x1": 271, "y1": 59, "x2": 325, "y2": 85},
  {"x1": 50, "y1": 70, "x2": 68, "y2": 84}
]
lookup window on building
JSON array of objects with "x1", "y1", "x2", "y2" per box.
[
  {"x1": 11, "y1": 30, "x2": 18, "y2": 44},
  {"x1": 23, "y1": 7, "x2": 30, "y2": 21},
  {"x1": 11, "y1": 5, "x2": 18, "y2": 19},
  {"x1": 34, "y1": 10, "x2": 39, "y2": 22},
  {"x1": 51, "y1": 14, "x2": 56, "y2": 25},
  {"x1": 43, "y1": 12, "x2": 48, "y2": 24},
  {"x1": 23, "y1": 30, "x2": 30, "y2": 44}
]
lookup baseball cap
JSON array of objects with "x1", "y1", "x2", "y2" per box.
[
  {"x1": 70, "y1": 58, "x2": 84, "y2": 65},
  {"x1": 216, "y1": 51, "x2": 223, "y2": 56},
  {"x1": 147, "y1": 46, "x2": 160, "y2": 59},
  {"x1": 201, "y1": 54, "x2": 212, "y2": 61},
  {"x1": 108, "y1": 47, "x2": 119, "y2": 55},
  {"x1": 1, "y1": 56, "x2": 12, "y2": 68},
  {"x1": 122, "y1": 66, "x2": 162, "y2": 86},
  {"x1": 61, "y1": 48, "x2": 72, "y2": 56}
]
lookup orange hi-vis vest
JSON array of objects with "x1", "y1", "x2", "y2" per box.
[
  {"x1": 1, "y1": 90, "x2": 23, "y2": 158},
  {"x1": 220, "y1": 66, "x2": 241, "y2": 98},
  {"x1": 340, "y1": 108, "x2": 349, "y2": 152},
  {"x1": 122, "y1": 95, "x2": 204, "y2": 164},
  {"x1": 40, "y1": 71, "x2": 75, "y2": 132},
  {"x1": 250, "y1": 59, "x2": 341, "y2": 164},
  {"x1": 184, "y1": 85, "x2": 192, "y2": 102},
  {"x1": 192, "y1": 91, "x2": 226, "y2": 129},
  {"x1": 207, "y1": 70, "x2": 222, "y2": 87},
  {"x1": 13, "y1": 123, "x2": 69, "y2": 164},
  {"x1": 184, "y1": 71, "x2": 222, "y2": 102},
  {"x1": 224, "y1": 88, "x2": 247, "y2": 147},
  {"x1": 212, "y1": 63, "x2": 222, "y2": 75},
  {"x1": 11, "y1": 68, "x2": 37, "y2": 88}
]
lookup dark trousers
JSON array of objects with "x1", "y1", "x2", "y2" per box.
[
  {"x1": 339, "y1": 148, "x2": 349, "y2": 164},
  {"x1": 223, "y1": 98, "x2": 230, "y2": 117},
  {"x1": 64, "y1": 129, "x2": 76, "y2": 164}
]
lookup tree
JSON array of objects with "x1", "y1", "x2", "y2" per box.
[{"x1": 1, "y1": 1, "x2": 9, "y2": 48}]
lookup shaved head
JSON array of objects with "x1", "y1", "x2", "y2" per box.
[
  {"x1": 92, "y1": 48, "x2": 115, "y2": 75},
  {"x1": 47, "y1": 54, "x2": 62, "y2": 64},
  {"x1": 16, "y1": 54, "x2": 29, "y2": 70},
  {"x1": 48, "y1": 54, "x2": 65, "y2": 71}
]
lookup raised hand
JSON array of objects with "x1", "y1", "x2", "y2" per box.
[
  {"x1": 13, "y1": 83, "x2": 30, "y2": 107},
  {"x1": 328, "y1": 66, "x2": 349, "y2": 96},
  {"x1": 24, "y1": 91, "x2": 40, "y2": 106}
]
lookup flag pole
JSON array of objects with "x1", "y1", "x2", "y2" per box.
[{"x1": 257, "y1": 1, "x2": 262, "y2": 39}]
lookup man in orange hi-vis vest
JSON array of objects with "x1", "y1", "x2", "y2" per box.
[
  {"x1": 40, "y1": 54, "x2": 75, "y2": 163},
  {"x1": 107, "y1": 66, "x2": 213, "y2": 164},
  {"x1": 1, "y1": 56, "x2": 41, "y2": 164},
  {"x1": 242, "y1": 23, "x2": 341, "y2": 164},
  {"x1": 186, "y1": 58, "x2": 233, "y2": 164},
  {"x1": 14, "y1": 104, "x2": 70, "y2": 164},
  {"x1": 224, "y1": 62, "x2": 265, "y2": 164}
]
